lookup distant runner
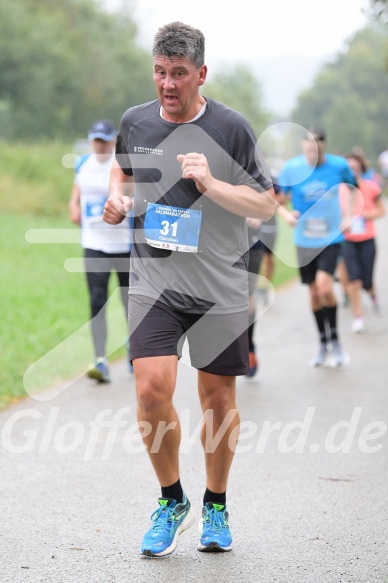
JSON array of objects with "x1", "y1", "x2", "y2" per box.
[
  {"x1": 277, "y1": 127, "x2": 357, "y2": 367},
  {"x1": 340, "y1": 152, "x2": 385, "y2": 332},
  {"x1": 69, "y1": 120, "x2": 132, "y2": 382}
]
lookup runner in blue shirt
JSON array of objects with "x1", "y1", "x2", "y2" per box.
[{"x1": 278, "y1": 127, "x2": 357, "y2": 367}]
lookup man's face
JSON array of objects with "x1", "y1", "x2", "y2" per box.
[
  {"x1": 153, "y1": 55, "x2": 207, "y2": 123},
  {"x1": 302, "y1": 138, "x2": 326, "y2": 166}
]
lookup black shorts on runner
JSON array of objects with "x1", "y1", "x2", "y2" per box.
[
  {"x1": 343, "y1": 238, "x2": 376, "y2": 290},
  {"x1": 297, "y1": 243, "x2": 341, "y2": 285},
  {"x1": 128, "y1": 295, "x2": 249, "y2": 376},
  {"x1": 248, "y1": 247, "x2": 264, "y2": 297},
  {"x1": 258, "y1": 231, "x2": 277, "y2": 255}
]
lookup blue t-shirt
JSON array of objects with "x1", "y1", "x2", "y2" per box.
[{"x1": 278, "y1": 153, "x2": 356, "y2": 248}]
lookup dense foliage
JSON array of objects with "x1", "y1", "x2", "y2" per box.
[
  {"x1": 292, "y1": 26, "x2": 388, "y2": 163},
  {"x1": 205, "y1": 65, "x2": 270, "y2": 136},
  {"x1": 0, "y1": 0, "x2": 156, "y2": 140},
  {"x1": 0, "y1": 0, "x2": 271, "y2": 142},
  {"x1": 368, "y1": 0, "x2": 388, "y2": 22}
]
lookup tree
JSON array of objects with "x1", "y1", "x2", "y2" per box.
[
  {"x1": 0, "y1": 0, "x2": 156, "y2": 140},
  {"x1": 291, "y1": 26, "x2": 388, "y2": 163},
  {"x1": 368, "y1": 0, "x2": 388, "y2": 22},
  {"x1": 204, "y1": 65, "x2": 270, "y2": 136}
]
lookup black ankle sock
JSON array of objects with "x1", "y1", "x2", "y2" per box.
[
  {"x1": 313, "y1": 308, "x2": 328, "y2": 343},
  {"x1": 324, "y1": 305, "x2": 338, "y2": 341},
  {"x1": 203, "y1": 488, "x2": 226, "y2": 507},
  {"x1": 161, "y1": 479, "x2": 184, "y2": 504}
]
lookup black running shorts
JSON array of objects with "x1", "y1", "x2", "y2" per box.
[
  {"x1": 128, "y1": 295, "x2": 249, "y2": 376},
  {"x1": 343, "y1": 238, "x2": 375, "y2": 290},
  {"x1": 297, "y1": 243, "x2": 341, "y2": 284},
  {"x1": 248, "y1": 247, "x2": 264, "y2": 297}
]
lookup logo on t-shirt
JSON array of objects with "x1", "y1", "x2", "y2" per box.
[
  {"x1": 302, "y1": 180, "x2": 330, "y2": 201},
  {"x1": 134, "y1": 146, "x2": 164, "y2": 156}
]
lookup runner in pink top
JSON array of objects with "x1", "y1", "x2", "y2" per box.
[{"x1": 340, "y1": 153, "x2": 385, "y2": 332}]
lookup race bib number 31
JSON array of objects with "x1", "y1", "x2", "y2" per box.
[{"x1": 144, "y1": 203, "x2": 202, "y2": 253}]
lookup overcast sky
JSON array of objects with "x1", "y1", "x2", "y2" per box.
[
  {"x1": 104, "y1": 0, "x2": 370, "y2": 114},
  {"x1": 118, "y1": 0, "x2": 369, "y2": 61}
]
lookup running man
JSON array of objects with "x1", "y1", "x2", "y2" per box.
[
  {"x1": 103, "y1": 22, "x2": 275, "y2": 555},
  {"x1": 277, "y1": 127, "x2": 357, "y2": 367},
  {"x1": 246, "y1": 217, "x2": 264, "y2": 377},
  {"x1": 69, "y1": 120, "x2": 132, "y2": 382},
  {"x1": 246, "y1": 181, "x2": 284, "y2": 377}
]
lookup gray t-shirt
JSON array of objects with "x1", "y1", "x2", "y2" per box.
[{"x1": 116, "y1": 98, "x2": 272, "y2": 314}]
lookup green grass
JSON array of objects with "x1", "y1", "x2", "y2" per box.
[
  {"x1": 256, "y1": 211, "x2": 299, "y2": 291},
  {"x1": 0, "y1": 213, "x2": 128, "y2": 409},
  {"x1": 0, "y1": 141, "x2": 75, "y2": 215},
  {"x1": 0, "y1": 211, "x2": 296, "y2": 409},
  {"x1": 270, "y1": 218, "x2": 298, "y2": 289}
]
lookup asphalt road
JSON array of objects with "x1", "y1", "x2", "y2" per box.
[{"x1": 0, "y1": 209, "x2": 387, "y2": 583}]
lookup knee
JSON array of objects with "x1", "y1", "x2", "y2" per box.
[
  {"x1": 351, "y1": 279, "x2": 362, "y2": 289},
  {"x1": 204, "y1": 396, "x2": 229, "y2": 416},
  {"x1": 309, "y1": 285, "x2": 320, "y2": 307},
  {"x1": 316, "y1": 280, "x2": 333, "y2": 303},
  {"x1": 203, "y1": 396, "x2": 239, "y2": 431},
  {"x1": 136, "y1": 377, "x2": 173, "y2": 414},
  {"x1": 90, "y1": 290, "x2": 107, "y2": 313},
  {"x1": 200, "y1": 380, "x2": 236, "y2": 415},
  {"x1": 320, "y1": 287, "x2": 333, "y2": 303}
]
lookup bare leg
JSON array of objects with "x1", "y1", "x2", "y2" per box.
[
  {"x1": 315, "y1": 270, "x2": 337, "y2": 307},
  {"x1": 336, "y1": 258, "x2": 350, "y2": 304},
  {"x1": 197, "y1": 371, "x2": 240, "y2": 494},
  {"x1": 263, "y1": 252, "x2": 275, "y2": 283},
  {"x1": 347, "y1": 279, "x2": 363, "y2": 318},
  {"x1": 134, "y1": 355, "x2": 180, "y2": 487}
]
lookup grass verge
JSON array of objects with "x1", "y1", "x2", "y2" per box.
[{"x1": 0, "y1": 213, "x2": 127, "y2": 409}]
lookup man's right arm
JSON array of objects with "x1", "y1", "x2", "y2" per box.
[
  {"x1": 276, "y1": 195, "x2": 299, "y2": 226},
  {"x1": 274, "y1": 166, "x2": 299, "y2": 226},
  {"x1": 103, "y1": 159, "x2": 134, "y2": 225}
]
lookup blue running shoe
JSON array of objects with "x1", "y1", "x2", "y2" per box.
[
  {"x1": 141, "y1": 495, "x2": 195, "y2": 557},
  {"x1": 86, "y1": 359, "x2": 111, "y2": 383},
  {"x1": 197, "y1": 502, "x2": 233, "y2": 552}
]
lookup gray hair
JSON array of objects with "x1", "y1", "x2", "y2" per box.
[{"x1": 152, "y1": 22, "x2": 205, "y2": 69}]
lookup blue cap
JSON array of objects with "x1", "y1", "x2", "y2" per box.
[{"x1": 88, "y1": 120, "x2": 116, "y2": 141}]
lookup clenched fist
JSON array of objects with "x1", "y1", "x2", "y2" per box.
[{"x1": 103, "y1": 195, "x2": 133, "y2": 224}]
